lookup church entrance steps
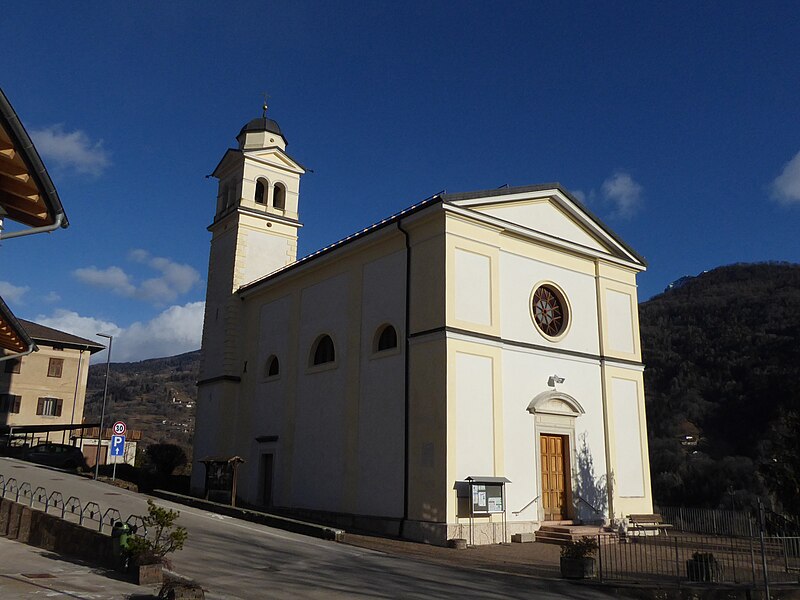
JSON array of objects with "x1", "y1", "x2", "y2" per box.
[{"x1": 535, "y1": 523, "x2": 617, "y2": 545}]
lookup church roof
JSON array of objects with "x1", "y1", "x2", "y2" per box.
[
  {"x1": 238, "y1": 117, "x2": 284, "y2": 139},
  {"x1": 238, "y1": 183, "x2": 646, "y2": 295}
]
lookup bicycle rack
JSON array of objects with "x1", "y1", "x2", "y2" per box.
[
  {"x1": 18, "y1": 482, "x2": 32, "y2": 504},
  {"x1": 47, "y1": 491, "x2": 64, "y2": 514},
  {"x1": 64, "y1": 496, "x2": 81, "y2": 519},
  {"x1": 101, "y1": 508, "x2": 122, "y2": 533},
  {"x1": 31, "y1": 486, "x2": 47, "y2": 508},
  {"x1": 80, "y1": 502, "x2": 101, "y2": 528}
]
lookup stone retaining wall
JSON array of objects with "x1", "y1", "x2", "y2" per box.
[{"x1": 0, "y1": 497, "x2": 113, "y2": 566}]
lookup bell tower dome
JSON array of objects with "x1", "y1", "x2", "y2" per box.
[{"x1": 199, "y1": 105, "x2": 305, "y2": 381}]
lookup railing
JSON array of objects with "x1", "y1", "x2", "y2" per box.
[
  {"x1": 575, "y1": 494, "x2": 603, "y2": 515},
  {"x1": 657, "y1": 505, "x2": 755, "y2": 537},
  {"x1": 0, "y1": 472, "x2": 145, "y2": 535},
  {"x1": 512, "y1": 495, "x2": 539, "y2": 516},
  {"x1": 597, "y1": 532, "x2": 800, "y2": 586}
]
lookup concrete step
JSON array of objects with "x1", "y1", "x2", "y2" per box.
[{"x1": 536, "y1": 524, "x2": 618, "y2": 546}]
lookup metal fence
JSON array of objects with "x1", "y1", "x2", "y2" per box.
[
  {"x1": 657, "y1": 505, "x2": 756, "y2": 537},
  {"x1": 598, "y1": 532, "x2": 800, "y2": 586}
]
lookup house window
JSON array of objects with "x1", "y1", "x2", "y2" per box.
[
  {"x1": 265, "y1": 355, "x2": 280, "y2": 377},
  {"x1": 48, "y1": 358, "x2": 64, "y2": 378},
  {"x1": 375, "y1": 324, "x2": 398, "y2": 352},
  {"x1": 36, "y1": 397, "x2": 63, "y2": 417},
  {"x1": 311, "y1": 335, "x2": 335, "y2": 366},
  {"x1": 0, "y1": 394, "x2": 21, "y2": 414},
  {"x1": 4, "y1": 358, "x2": 21, "y2": 374},
  {"x1": 255, "y1": 179, "x2": 268, "y2": 204},
  {"x1": 273, "y1": 183, "x2": 286, "y2": 210}
]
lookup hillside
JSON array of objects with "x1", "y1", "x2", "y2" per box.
[
  {"x1": 641, "y1": 262, "x2": 800, "y2": 513},
  {"x1": 85, "y1": 350, "x2": 200, "y2": 463}
]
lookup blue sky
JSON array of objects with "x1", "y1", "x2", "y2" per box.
[{"x1": 2, "y1": 2, "x2": 799, "y2": 362}]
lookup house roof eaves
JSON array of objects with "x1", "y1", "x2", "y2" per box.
[
  {"x1": 0, "y1": 87, "x2": 69, "y2": 229},
  {"x1": 0, "y1": 295, "x2": 36, "y2": 354},
  {"x1": 17, "y1": 318, "x2": 105, "y2": 353}
]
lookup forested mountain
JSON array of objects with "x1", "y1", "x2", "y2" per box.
[
  {"x1": 85, "y1": 350, "x2": 199, "y2": 462},
  {"x1": 641, "y1": 262, "x2": 800, "y2": 514}
]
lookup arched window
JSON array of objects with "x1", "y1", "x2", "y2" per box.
[
  {"x1": 375, "y1": 324, "x2": 398, "y2": 352},
  {"x1": 311, "y1": 334, "x2": 335, "y2": 366},
  {"x1": 273, "y1": 183, "x2": 286, "y2": 210},
  {"x1": 255, "y1": 179, "x2": 268, "y2": 204},
  {"x1": 221, "y1": 184, "x2": 230, "y2": 210},
  {"x1": 265, "y1": 355, "x2": 279, "y2": 377}
]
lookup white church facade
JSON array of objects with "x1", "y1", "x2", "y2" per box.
[{"x1": 191, "y1": 112, "x2": 654, "y2": 545}]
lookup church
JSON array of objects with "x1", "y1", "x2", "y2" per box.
[{"x1": 190, "y1": 109, "x2": 654, "y2": 545}]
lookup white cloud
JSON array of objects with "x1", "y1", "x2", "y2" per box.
[
  {"x1": 30, "y1": 124, "x2": 111, "y2": 177},
  {"x1": 601, "y1": 171, "x2": 643, "y2": 218},
  {"x1": 43, "y1": 291, "x2": 61, "y2": 303},
  {"x1": 772, "y1": 150, "x2": 800, "y2": 205},
  {"x1": 74, "y1": 266, "x2": 136, "y2": 297},
  {"x1": 35, "y1": 301, "x2": 204, "y2": 363},
  {"x1": 73, "y1": 251, "x2": 200, "y2": 306},
  {"x1": 132, "y1": 250, "x2": 201, "y2": 303},
  {"x1": 0, "y1": 281, "x2": 29, "y2": 304},
  {"x1": 571, "y1": 189, "x2": 587, "y2": 203}
]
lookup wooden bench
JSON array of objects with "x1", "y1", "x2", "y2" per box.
[{"x1": 627, "y1": 513, "x2": 673, "y2": 536}]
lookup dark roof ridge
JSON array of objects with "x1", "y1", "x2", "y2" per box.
[{"x1": 17, "y1": 318, "x2": 105, "y2": 351}]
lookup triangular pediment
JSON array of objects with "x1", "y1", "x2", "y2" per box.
[
  {"x1": 445, "y1": 184, "x2": 645, "y2": 267},
  {"x1": 211, "y1": 147, "x2": 305, "y2": 179},
  {"x1": 245, "y1": 147, "x2": 305, "y2": 175}
]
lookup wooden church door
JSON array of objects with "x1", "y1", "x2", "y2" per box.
[{"x1": 540, "y1": 434, "x2": 569, "y2": 521}]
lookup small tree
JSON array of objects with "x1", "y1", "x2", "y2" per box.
[
  {"x1": 128, "y1": 500, "x2": 188, "y2": 566},
  {"x1": 145, "y1": 443, "x2": 188, "y2": 477}
]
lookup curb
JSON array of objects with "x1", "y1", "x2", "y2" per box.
[{"x1": 151, "y1": 490, "x2": 345, "y2": 542}]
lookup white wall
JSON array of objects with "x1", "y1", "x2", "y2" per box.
[
  {"x1": 454, "y1": 249, "x2": 492, "y2": 325},
  {"x1": 611, "y1": 377, "x2": 645, "y2": 497},
  {"x1": 499, "y1": 251, "x2": 599, "y2": 355},
  {"x1": 605, "y1": 289, "x2": 635, "y2": 354},
  {"x1": 357, "y1": 250, "x2": 406, "y2": 516},
  {"x1": 291, "y1": 273, "x2": 351, "y2": 510},
  {"x1": 454, "y1": 352, "x2": 495, "y2": 480}
]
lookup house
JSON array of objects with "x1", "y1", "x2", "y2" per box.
[
  {"x1": 0, "y1": 320, "x2": 104, "y2": 445},
  {"x1": 191, "y1": 110, "x2": 654, "y2": 545}
]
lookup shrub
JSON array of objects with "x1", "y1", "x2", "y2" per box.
[
  {"x1": 128, "y1": 499, "x2": 188, "y2": 566},
  {"x1": 560, "y1": 536, "x2": 598, "y2": 559}
]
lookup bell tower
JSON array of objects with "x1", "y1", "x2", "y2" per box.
[{"x1": 199, "y1": 105, "x2": 305, "y2": 382}]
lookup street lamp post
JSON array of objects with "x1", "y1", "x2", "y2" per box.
[{"x1": 94, "y1": 333, "x2": 113, "y2": 480}]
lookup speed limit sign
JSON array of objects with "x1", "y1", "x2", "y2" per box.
[{"x1": 112, "y1": 421, "x2": 127, "y2": 436}]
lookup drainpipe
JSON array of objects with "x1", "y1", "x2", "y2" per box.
[
  {"x1": 0, "y1": 212, "x2": 66, "y2": 241},
  {"x1": 0, "y1": 343, "x2": 35, "y2": 363},
  {"x1": 396, "y1": 220, "x2": 411, "y2": 537},
  {"x1": 66, "y1": 346, "x2": 88, "y2": 445}
]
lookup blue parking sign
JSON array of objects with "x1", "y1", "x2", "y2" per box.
[{"x1": 111, "y1": 435, "x2": 125, "y2": 457}]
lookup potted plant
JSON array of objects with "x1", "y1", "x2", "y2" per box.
[
  {"x1": 127, "y1": 499, "x2": 188, "y2": 585},
  {"x1": 560, "y1": 536, "x2": 598, "y2": 579},
  {"x1": 686, "y1": 551, "x2": 722, "y2": 582}
]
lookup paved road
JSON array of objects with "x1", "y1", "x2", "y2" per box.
[{"x1": 1, "y1": 458, "x2": 626, "y2": 599}]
